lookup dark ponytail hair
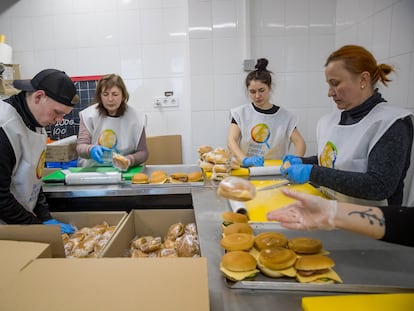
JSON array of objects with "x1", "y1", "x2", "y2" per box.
[{"x1": 245, "y1": 58, "x2": 273, "y2": 88}]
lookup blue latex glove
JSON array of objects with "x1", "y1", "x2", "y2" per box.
[
  {"x1": 242, "y1": 156, "x2": 264, "y2": 167},
  {"x1": 283, "y1": 164, "x2": 312, "y2": 184},
  {"x1": 43, "y1": 219, "x2": 76, "y2": 234},
  {"x1": 282, "y1": 154, "x2": 303, "y2": 165},
  {"x1": 90, "y1": 145, "x2": 111, "y2": 164}
]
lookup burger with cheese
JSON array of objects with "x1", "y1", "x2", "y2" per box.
[
  {"x1": 257, "y1": 247, "x2": 297, "y2": 278},
  {"x1": 220, "y1": 251, "x2": 259, "y2": 282},
  {"x1": 295, "y1": 255, "x2": 342, "y2": 283}
]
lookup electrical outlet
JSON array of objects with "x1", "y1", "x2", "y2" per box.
[{"x1": 153, "y1": 96, "x2": 179, "y2": 107}]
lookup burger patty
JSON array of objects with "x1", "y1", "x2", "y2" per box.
[{"x1": 297, "y1": 268, "x2": 329, "y2": 276}]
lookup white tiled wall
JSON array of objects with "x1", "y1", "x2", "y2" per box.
[{"x1": 1, "y1": 0, "x2": 413, "y2": 163}]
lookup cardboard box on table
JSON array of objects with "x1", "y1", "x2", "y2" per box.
[
  {"x1": 0, "y1": 64, "x2": 20, "y2": 96},
  {"x1": 0, "y1": 211, "x2": 127, "y2": 258},
  {"x1": 102, "y1": 209, "x2": 196, "y2": 257},
  {"x1": 0, "y1": 210, "x2": 210, "y2": 310},
  {"x1": 0, "y1": 257, "x2": 209, "y2": 311},
  {"x1": 0, "y1": 240, "x2": 51, "y2": 291}
]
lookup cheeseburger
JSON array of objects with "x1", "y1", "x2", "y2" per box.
[
  {"x1": 132, "y1": 173, "x2": 149, "y2": 184},
  {"x1": 220, "y1": 233, "x2": 254, "y2": 251},
  {"x1": 221, "y1": 211, "x2": 248, "y2": 228},
  {"x1": 295, "y1": 255, "x2": 342, "y2": 283},
  {"x1": 257, "y1": 247, "x2": 297, "y2": 278},
  {"x1": 220, "y1": 251, "x2": 259, "y2": 282},
  {"x1": 288, "y1": 237, "x2": 323, "y2": 254}
]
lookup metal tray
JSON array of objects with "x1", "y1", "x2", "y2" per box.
[{"x1": 224, "y1": 223, "x2": 414, "y2": 294}]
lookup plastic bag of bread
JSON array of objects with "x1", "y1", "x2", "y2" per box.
[
  {"x1": 176, "y1": 234, "x2": 200, "y2": 257},
  {"x1": 217, "y1": 176, "x2": 256, "y2": 201},
  {"x1": 112, "y1": 152, "x2": 130, "y2": 171}
]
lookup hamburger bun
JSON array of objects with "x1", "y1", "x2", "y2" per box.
[
  {"x1": 254, "y1": 232, "x2": 288, "y2": 250},
  {"x1": 288, "y1": 237, "x2": 323, "y2": 254},
  {"x1": 187, "y1": 171, "x2": 203, "y2": 182},
  {"x1": 150, "y1": 170, "x2": 167, "y2": 184},
  {"x1": 132, "y1": 173, "x2": 149, "y2": 184},
  {"x1": 257, "y1": 247, "x2": 297, "y2": 278},
  {"x1": 217, "y1": 177, "x2": 256, "y2": 202},
  {"x1": 170, "y1": 172, "x2": 188, "y2": 183},
  {"x1": 223, "y1": 223, "x2": 254, "y2": 236},
  {"x1": 295, "y1": 255, "x2": 342, "y2": 283},
  {"x1": 221, "y1": 211, "x2": 248, "y2": 227},
  {"x1": 112, "y1": 153, "x2": 130, "y2": 171},
  {"x1": 197, "y1": 145, "x2": 213, "y2": 155},
  {"x1": 220, "y1": 233, "x2": 254, "y2": 251},
  {"x1": 220, "y1": 251, "x2": 259, "y2": 281}
]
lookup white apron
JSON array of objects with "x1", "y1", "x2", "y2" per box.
[
  {"x1": 0, "y1": 101, "x2": 47, "y2": 214},
  {"x1": 78, "y1": 104, "x2": 146, "y2": 167},
  {"x1": 317, "y1": 103, "x2": 413, "y2": 206},
  {"x1": 230, "y1": 104, "x2": 297, "y2": 159}
]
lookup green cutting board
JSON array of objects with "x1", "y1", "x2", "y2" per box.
[{"x1": 42, "y1": 166, "x2": 144, "y2": 183}]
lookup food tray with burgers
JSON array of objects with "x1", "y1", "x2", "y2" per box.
[
  {"x1": 130, "y1": 164, "x2": 205, "y2": 187},
  {"x1": 219, "y1": 212, "x2": 414, "y2": 294}
]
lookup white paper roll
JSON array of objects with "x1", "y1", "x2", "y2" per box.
[
  {"x1": 229, "y1": 200, "x2": 248, "y2": 215},
  {"x1": 64, "y1": 172, "x2": 122, "y2": 185},
  {"x1": 248, "y1": 166, "x2": 281, "y2": 176}
]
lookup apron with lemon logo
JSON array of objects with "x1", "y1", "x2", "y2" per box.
[
  {"x1": 0, "y1": 101, "x2": 46, "y2": 214},
  {"x1": 231, "y1": 104, "x2": 297, "y2": 160},
  {"x1": 78, "y1": 104, "x2": 145, "y2": 167},
  {"x1": 316, "y1": 104, "x2": 413, "y2": 206}
]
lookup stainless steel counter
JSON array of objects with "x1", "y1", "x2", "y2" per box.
[
  {"x1": 42, "y1": 173, "x2": 414, "y2": 310},
  {"x1": 191, "y1": 187, "x2": 414, "y2": 311}
]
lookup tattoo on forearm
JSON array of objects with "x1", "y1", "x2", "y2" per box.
[{"x1": 348, "y1": 208, "x2": 385, "y2": 227}]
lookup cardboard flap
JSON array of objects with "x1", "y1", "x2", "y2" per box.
[
  {"x1": 0, "y1": 258, "x2": 210, "y2": 311},
  {"x1": 0, "y1": 225, "x2": 65, "y2": 257}
]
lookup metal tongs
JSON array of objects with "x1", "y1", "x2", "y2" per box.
[{"x1": 257, "y1": 179, "x2": 290, "y2": 191}]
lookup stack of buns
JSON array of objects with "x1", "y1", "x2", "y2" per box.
[
  {"x1": 197, "y1": 146, "x2": 236, "y2": 180},
  {"x1": 218, "y1": 212, "x2": 342, "y2": 283},
  {"x1": 129, "y1": 222, "x2": 200, "y2": 258}
]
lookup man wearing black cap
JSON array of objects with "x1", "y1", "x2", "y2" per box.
[{"x1": 0, "y1": 69, "x2": 80, "y2": 234}]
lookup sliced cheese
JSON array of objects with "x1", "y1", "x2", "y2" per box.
[
  {"x1": 296, "y1": 268, "x2": 343, "y2": 283},
  {"x1": 220, "y1": 265, "x2": 259, "y2": 282}
]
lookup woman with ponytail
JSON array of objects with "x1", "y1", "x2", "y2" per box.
[
  {"x1": 282, "y1": 45, "x2": 414, "y2": 206},
  {"x1": 228, "y1": 58, "x2": 306, "y2": 168}
]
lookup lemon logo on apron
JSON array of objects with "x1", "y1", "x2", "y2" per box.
[
  {"x1": 251, "y1": 123, "x2": 271, "y2": 149},
  {"x1": 319, "y1": 141, "x2": 337, "y2": 168},
  {"x1": 98, "y1": 129, "x2": 117, "y2": 149},
  {"x1": 36, "y1": 149, "x2": 47, "y2": 179}
]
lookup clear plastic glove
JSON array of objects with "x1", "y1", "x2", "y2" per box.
[
  {"x1": 242, "y1": 156, "x2": 264, "y2": 167},
  {"x1": 282, "y1": 154, "x2": 302, "y2": 165},
  {"x1": 283, "y1": 164, "x2": 312, "y2": 184},
  {"x1": 90, "y1": 145, "x2": 112, "y2": 164},
  {"x1": 43, "y1": 219, "x2": 76, "y2": 234},
  {"x1": 266, "y1": 188, "x2": 337, "y2": 230}
]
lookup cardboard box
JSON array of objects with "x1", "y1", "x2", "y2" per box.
[
  {"x1": 0, "y1": 240, "x2": 51, "y2": 291},
  {"x1": 146, "y1": 135, "x2": 183, "y2": 164},
  {"x1": 0, "y1": 257, "x2": 210, "y2": 311},
  {"x1": 46, "y1": 142, "x2": 77, "y2": 162},
  {"x1": 0, "y1": 64, "x2": 20, "y2": 96},
  {"x1": 0, "y1": 211, "x2": 127, "y2": 258},
  {"x1": 103, "y1": 209, "x2": 196, "y2": 257}
]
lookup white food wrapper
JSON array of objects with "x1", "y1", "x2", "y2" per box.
[{"x1": 248, "y1": 166, "x2": 281, "y2": 176}]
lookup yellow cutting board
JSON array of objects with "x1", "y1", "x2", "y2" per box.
[
  {"x1": 302, "y1": 293, "x2": 414, "y2": 311},
  {"x1": 246, "y1": 181, "x2": 327, "y2": 222}
]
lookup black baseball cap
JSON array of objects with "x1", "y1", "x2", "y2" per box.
[{"x1": 13, "y1": 69, "x2": 79, "y2": 106}]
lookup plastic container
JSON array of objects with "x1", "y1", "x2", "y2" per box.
[{"x1": 0, "y1": 34, "x2": 12, "y2": 64}]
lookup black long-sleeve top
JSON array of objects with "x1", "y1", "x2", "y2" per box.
[
  {"x1": 303, "y1": 92, "x2": 413, "y2": 206},
  {"x1": 0, "y1": 93, "x2": 52, "y2": 224}
]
